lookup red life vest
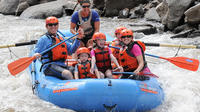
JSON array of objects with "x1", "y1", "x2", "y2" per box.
[
  {"x1": 119, "y1": 41, "x2": 147, "y2": 72},
  {"x1": 111, "y1": 39, "x2": 122, "y2": 59},
  {"x1": 77, "y1": 61, "x2": 97, "y2": 79},
  {"x1": 94, "y1": 46, "x2": 112, "y2": 73},
  {"x1": 50, "y1": 36, "x2": 68, "y2": 61}
]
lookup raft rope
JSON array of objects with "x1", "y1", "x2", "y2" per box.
[
  {"x1": 8, "y1": 47, "x2": 19, "y2": 59},
  {"x1": 173, "y1": 44, "x2": 181, "y2": 57}
]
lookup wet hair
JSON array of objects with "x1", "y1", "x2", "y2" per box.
[{"x1": 80, "y1": 0, "x2": 91, "y2": 5}]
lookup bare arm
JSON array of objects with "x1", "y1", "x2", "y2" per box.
[
  {"x1": 134, "y1": 55, "x2": 144, "y2": 74},
  {"x1": 94, "y1": 69, "x2": 101, "y2": 79},
  {"x1": 110, "y1": 54, "x2": 120, "y2": 67},
  {"x1": 94, "y1": 21, "x2": 100, "y2": 33},
  {"x1": 70, "y1": 22, "x2": 77, "y2": 34},
  {"x1": 74, "y1": 72, "x2": 79, "y2": 79},
  {"x1": 74, "y1": 65, "x2": 79, "y2": 79},
  {"x1": 90, "y1": 56, "x2": 96, "y2": 74}
]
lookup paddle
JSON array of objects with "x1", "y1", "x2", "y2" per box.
[
  {"x1": 144, "y1": 42, "x2": 200, "y2": 49},
  {"x1": 8, "y1": 33, "x2": 79, "y2": 76},
  {"x1": 0, "y1": 40, "x2": 37, "y2": 49},
  {"x1": 0, "y1": 31, "x2": 75, "y2": 49},
  {"x1": 113, "y1": 72, "x2": 159, "y2": 78},
  {"x1": 109, "y1": 45, "x2": 199, "y2": 71},
  {"x1": 108, "y1": 41, "x2": 200, "y2": 49},
  {"x1": 145, "y1": 53, "x2": 199, "y2": 71}
]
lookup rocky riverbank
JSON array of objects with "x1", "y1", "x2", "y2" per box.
[{"x1": 0, "y1": 0, "x2": 200, "y2": 38}]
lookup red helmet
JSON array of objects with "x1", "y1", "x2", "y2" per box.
[
  {"x1": 45, "y1": 16, "x2": 58, "y2": 25},
  {"x1": 120, "y1": 29, "x2": 133, "y2": 38},
  {"x1": 77, "y1": 47, "x2": 90, "y2": 57},
  {"x1": 92, "y1": 32, "x2": 106, "y2": 41},
  {"x1": 115, "y1": 27, "x2": 127, "y2": 36}
]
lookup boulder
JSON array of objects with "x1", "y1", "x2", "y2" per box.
[
  {"x1": 156, "y1": 1, "x2": 168, "y2": 20},
  {"x1": 20, "y1": 0, "x2": 73, "y2": 19},
  {"x1": 39, "y1": 0, "x2": 56, "y2": 4},
  {"x1": 159, "y1": 0, "x2": 193, "y2": 30},
  {"x1": 27, "y1": 0, "x2": 39, "y2": 6},
  {"x1": 129, "y1": 4, "x2": 145, "y2": 19},
  {"x1": 184, "y1": 3, "x2": 200, "y2": 24},
  {"x1": 103, "y1": 0, "x2": 149, "y2": 17},
  {"x1": 118, "y1": 8, "x2": 130, "y2": 18},
  {"x1": 145, "y1": 8, "x2": 160, "y2": 21},
  {"x1": 0, "y1": 0, "x2": 19, "y2": 15},
  {"x1": 93, "y1": 0, "x2": 105, "y2": 10},
  {"x1": 15, "y1": 1, "x2": 29, "y2": 16}
]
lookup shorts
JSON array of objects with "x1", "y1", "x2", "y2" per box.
[{"x1": 44, "y1": 64, "x2": 74, "y2": 79}]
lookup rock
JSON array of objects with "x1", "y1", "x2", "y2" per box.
[
  {"x1": 188, "y1": 30, "x2": 200, "y2": 38},
  {"x1": 118, "y1": 8, "x2": 129, "y2": 18},
  {"x1": 20, "y1": 0, "x2": 71, "y2": 19},
  {"x1": 93, "y1": 0, "x2": 105, "y2": 10},
  {"x1": 173, "y1": 24, "x2": 194, "y2": 34},
  {"x1": 156, "y1": 1, "x2": 168, "y2": 20},
  {"x1": 104, "y1": 0, "x2": 148, "y2": 17},
  {"x1": 0, "y1": 0, "x2": 19, "y2": 15},
  {"x1": 129, "y1": 4, "x2": 145, "y2": 19},
  {"x1": 15, "y1": 1, "x2": 29, "y2": 16},
  {"x1": 62, "y1": 1, "x2": 77, "y2": 16},
  {"x1": 145, "y1": 8, "x2": 160, "y2": 21},
  {"x1": 39, "y1": 0, "x2": 56, "y2": 4},
  {"x1": 184, "y1": 3, "x2": 200, "y2": 24},
  {"x1": 157, "y1": 0, "x2": 193, "y2": 30},
  {"x1": 128, "y1": 23, "x2": 157, "y2": 35},
  {"x1": 170, "y1": 29, "x2": 195, "y2": 38},
  {"x1": 27, "y1": 0, "x2": 39, "y2": 6}
]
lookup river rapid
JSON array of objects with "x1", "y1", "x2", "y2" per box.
[{"x1": 0, "y1": 14, "x2": 200, "y2": 112}]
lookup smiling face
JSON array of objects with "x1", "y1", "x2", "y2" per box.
[
  {"x1": 81, "y1": 3, "x2": 90, "y2": 15},
  {"x1": 79, "y1": 53, "x2": 89, "y2": 62},
  {"x1": 121, "y1": 35, "x2": 133, "y2": 45},
  {"x1": 96, "y1": 39, "x2": 106, "y2": 48},
  {"x1": 46, "y1": 23, "x2": 58, "y2": 35}
]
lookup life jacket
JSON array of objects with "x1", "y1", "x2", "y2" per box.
[
  {"x1": 77, "y1": 60, "x2": 97, "y2": 79},
  {"x1": 77, "y1": 10, "x2": 94, "y2": 38},
  {"x1": 111, "y1": 39, "x2": 123, "y2": 59},
  {"x1": 94, "y1": 46, "x2": 112, "y2": 73},
  {"x1": 119, "y1": 41, "x2": 147, "y2": 72},
  {"x1": 41, "y1": 34, "x2": 68, "y2": 69}
]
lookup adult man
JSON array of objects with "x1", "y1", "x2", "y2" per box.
[
  {"x1": 70, "y1": 0, "x2": 100, "y2": 47},
  {"x1": 34, "y1": 16, "x2": 83, "y2": 80}
]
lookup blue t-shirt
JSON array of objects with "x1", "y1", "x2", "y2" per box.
[{"x1": 71, "y1": 10, "x2": 100, "y2": 25}]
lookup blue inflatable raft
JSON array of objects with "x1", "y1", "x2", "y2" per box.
[{"x1": 28, "y1": 30, "x2": 164, "y2": 112}]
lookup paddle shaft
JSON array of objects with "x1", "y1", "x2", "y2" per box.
[
  {"x1": 144, "y1": 42, "x2": 200, "y2": 49},
  {"x1": 0, "y1": 40, "x2": 37, "y2": 48},
  {"x1": 40, "y1": 33, "x2": 78, "y2": 55},
  {"x1": 108, "y1": 40, "x2": 200, "y2": 49},
  {"x1": 113, "y1": 72, "x2": 135, "y2": 75},
  {"x1": 0, "y1": 31, "x2": 74, "y2": 49}
]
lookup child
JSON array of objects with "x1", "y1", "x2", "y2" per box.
[
  {"x1": 111, "y1": 26, "x2": 127, "y2": 59},
  {"x1": 90, "y1": 32, "x2": 123, "y2": 78},
  {"x1": 118, "y1": 29, "x2": 151, "y2": 79},
  {"x1": 74, "y1": 47, "x2": 101, "y2": 79}
]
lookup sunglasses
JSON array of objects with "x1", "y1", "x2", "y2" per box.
[
  {"x1": 121, "y1": 35, "x2": 133, "y2": 39},
  {"x1": 82, "y1": 5, "x2": 90, "y2": 8},
  {"x1": 48, "y1": 23, "x2": 58, "y2": 26}
]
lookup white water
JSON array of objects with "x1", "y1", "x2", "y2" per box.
[{"x1": 0, "y1": 14, "x2": 200, "y2": 112}]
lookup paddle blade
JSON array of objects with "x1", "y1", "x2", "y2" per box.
[
  {"x1": 8, "y1": 57, "x2": 36, "y2": 76},
  {"x1": 164, "y1": 57, "x2": 199, "y2": 71}
]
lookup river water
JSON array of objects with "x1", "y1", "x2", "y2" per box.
[{"x1": 0, "y1": 14, "x2": 200, "y2": 112}]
